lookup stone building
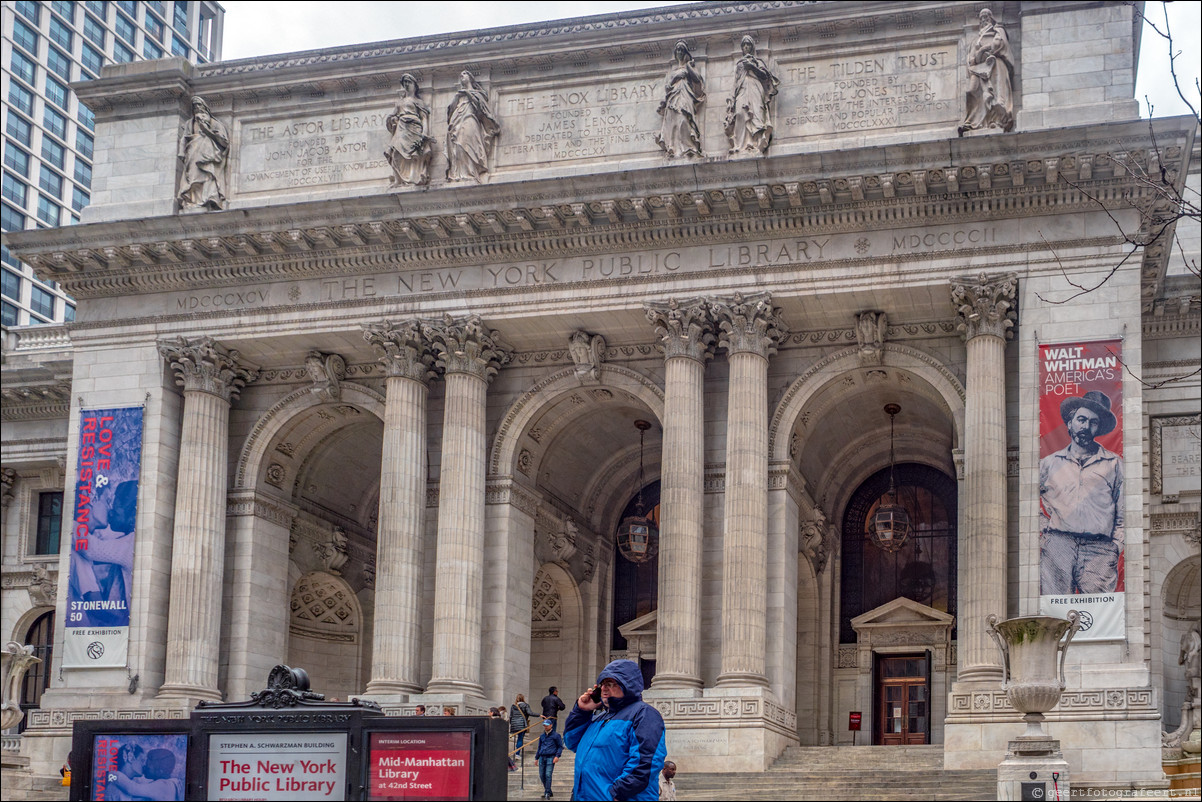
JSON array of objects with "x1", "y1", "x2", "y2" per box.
[{"x1": 2, "y1": 0, "x2": 1199, "y2": 791}]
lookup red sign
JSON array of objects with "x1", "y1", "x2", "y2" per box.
[
  {"x1": 367, "y1": 731, "x2": 471, "y2": 801},
  {"x1": 848, "y1": 712, "x2": 862, "y2": 731}
]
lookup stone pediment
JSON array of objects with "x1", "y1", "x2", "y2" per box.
[
  {"x1": 850, "y1": 597, "x2": 954, "y2": 632},
  {"x1": 618, "y1": 609, "x2": 658, "y2": 641}
]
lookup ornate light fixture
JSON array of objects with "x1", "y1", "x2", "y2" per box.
[
  {"x1": 616, "y1": 420, "x2": 659, "y2": 564},
  {"x1": 870, "y1": 403, "x2": 911, "y2": 553}
]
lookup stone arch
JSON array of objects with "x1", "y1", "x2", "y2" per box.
[
  {"x1": 768, "y1": 343, "x2": 966, "y2": 464},
  {"x1": 287, "y1": 571, "x2": 364, "y2": 701},
  {"x1": 529, "y1": 562, "x2": 587, "y2": 697},
  {"x1": 1161, "y1": 555, "x2": 1201, "y2": 730}
]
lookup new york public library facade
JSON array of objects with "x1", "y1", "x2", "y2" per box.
[{"x1": 3, "y1": 0, "x2": 1200, "y2": 792}]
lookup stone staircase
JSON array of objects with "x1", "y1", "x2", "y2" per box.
[{"x1": 508, "y1": 745, "x2": 997, "y2": 801}]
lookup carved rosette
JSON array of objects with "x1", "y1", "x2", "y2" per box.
[
  {"x1": 950, "y1": 273, "x2": 1018, "y2": 341},
  {"x1": 158, "y1": 336, "x2": 258, "y2": 401},
  {"x1": 425, "y1": 314, "x2": 511, "y2": 382},
  {"x1": 362, "y1": 320, "x2": 438, "y2": 383},
  {"x1": 645, "y1": 297, "x2": 717, "y2": 362},
  {"x1": 711, "y1": 292, "x2": 788, "y2": 358}
]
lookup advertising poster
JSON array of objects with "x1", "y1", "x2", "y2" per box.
[
  {"x1": 207, "y1": 732, "x2": 347, "y2": 800},
  {"x1": 367, "y1": 731, "x2": 472, "y2": 801},
  {"x1": 65, "y1": 407, "x2": 144, "y2": 667},
  {"x1": 91, "y1": 732, "x2": 188, "y2": 801},
  {"x1": 1038, "y1": 339, "x2": 1125, "y2": 640}
]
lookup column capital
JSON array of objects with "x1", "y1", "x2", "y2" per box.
[
  {"x1": 158, "y1": 336, "x2": 258, "y2": 402},
  {"x1": 362, "y1": 320, "x2": 438, "y2": 383},
  {"x1": 426, "y1": 315, "x2": 511, "y2": 381},
  {"x1": 950, "y1": 272, "x2": 1018, "y2": 341},
  {"x1": 645, "y1": 297, "x2": 716, "y2": 363},
  {"x1": 711, "y1": 292, "x2": 788, "y2": 358}
]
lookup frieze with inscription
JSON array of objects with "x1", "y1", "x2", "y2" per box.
[{"x1": 237, "y1": 112, "x2": 391, "y2": 193}]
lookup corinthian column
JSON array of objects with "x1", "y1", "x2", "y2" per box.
[
  {"x1": 712, "y1": 293, "x2": 787, "y2": 687},
  {"x1": 362, "y1": 320, "x2": 438, "y2": 696},
  {"x1": 950, "y1": 273, "x2": 1017, "y2": 682},
  {"x1": 156, "y1": 337, "x2": 257, "y2": 701},
  {"x1": 424, "y1": 315, "x2": 511, "y2": 696},
  {"x1": 645, "y1": 298, "x2": 715, "y2": 690}
]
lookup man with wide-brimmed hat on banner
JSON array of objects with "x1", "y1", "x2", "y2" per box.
[{"x1": 1039, "y1": 390, "x2": 1124, "y2": 595}]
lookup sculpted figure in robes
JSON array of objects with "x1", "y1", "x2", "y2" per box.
[
  {"x1": 446, "y1": 70, "x2": 501, "y2": 182},
  {"x1": 385, "y1": 73, "x2": 433, "y2": 187},
  {"x1": 958, "y1": 8, "x2": 1015, "y2": 136},
  {"x1": 654, "y1": 41, "x2": 706, "y2": 158},
  {"x1": 177, "y1": 96, "x2": 229, "y2": 211},
  {"x1": 725, "y1": 35, "x2": 779, "y2": 155}
]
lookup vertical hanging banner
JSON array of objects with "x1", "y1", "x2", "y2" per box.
[
  {"x1": 65, "y1": 407, "x2": 144, "y2": 667},
  {"x1": 1038, "y1": 339, "x2": 1125, "y2": 640}
]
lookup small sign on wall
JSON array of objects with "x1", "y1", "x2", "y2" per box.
[{"x1": 848, "y1": 711, "x2": 862, "y2": 731}]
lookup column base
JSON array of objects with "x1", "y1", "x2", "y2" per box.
[
  {"x1": 955, "y1": 665, "x2": 1004, "y2": 684},
  {"x1": 715, "y1": 671, "x2": 769, "y2": 688},
  {"x1": 156, "y1": 683, "x2": 222, "y2": 705},
  {"x1": 651, "y1": 685, "x2": 796, "y2": 773},
  {"x1": 408, "y1": 691, "x2": 490, "y2": 717},
  {"x1": 364, "y1": 679, "x2": 422, "y2": 696},
  {"x1": 649, "y1": 672, "x2": 704, "y2": 692}
]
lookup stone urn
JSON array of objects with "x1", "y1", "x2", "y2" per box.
[{"x1": 987, "y1": 612, "x2": 1080, "y2": 743}]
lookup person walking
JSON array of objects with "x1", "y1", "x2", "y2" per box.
[
  {"x1": 541, "y1": 686, "x2": 567, "y2": 732},
  {"x1": 536, "y1": 719, "x2": 565, "y2": 799},
  {"x1": 510, "y1": 693, "x2": 534, "y2": 769}
]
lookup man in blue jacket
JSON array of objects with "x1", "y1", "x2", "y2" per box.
[{"x1": 564, "y1": 659, "x2": 666, "y2": 801}]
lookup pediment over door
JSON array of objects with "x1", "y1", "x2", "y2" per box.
[
  {"x1": 850, "y1": 597, "x2": 954, "y2": 650},
  {"x1": 617, "y1": 610, "x2": 658, "y2": 662}
]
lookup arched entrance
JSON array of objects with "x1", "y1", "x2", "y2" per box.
[{"x1": 17, "y1": 610, "x2": 54, "y2": 732}]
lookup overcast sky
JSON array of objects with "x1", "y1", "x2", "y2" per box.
[{"x1": 219, "y1": 1, "x2": 1200, "y2": 120}]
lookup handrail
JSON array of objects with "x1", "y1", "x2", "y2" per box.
[{"x1": 507, "y1": 718, "x2": 543, "y2": 758}]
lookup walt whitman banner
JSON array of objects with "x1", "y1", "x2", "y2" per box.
[
  {"x1": 65, "y1": 407, "x2": 143, "y2": 667},
  {"x1": 1038, "y1": 339, "x2": 1124, "y2": 640}
]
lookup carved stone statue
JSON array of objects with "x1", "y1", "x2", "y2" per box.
[
  {"x1": 1, "y1": 642, "x2": 41, "y2": 731},
  {"x1": 28, "y1": 564, "x2": 56, "y2": 607},
  {"x1": 800, "y1": 513, "x2": 830, "y2": 575},
  {"x1": 958, "y1": 9, "x2": 1015, "y2": 136},
  {"x1": 446, "y1": 70, "x2": 501, "y2": 182},
  {"x1": 1183, "y1": 620, "x2": 1201, "y2": 704},
  {"x1": 385, "y1": 73, "x2": 433, "y2": 187},
  {"x1": 856, "y1": 311, "x2": 888, "y2": 365},
  {"x1": 305, "y1": 350, "x2": 347, "y2": 403},
  {"x1": 568, "y1": 330, "x2": 606, "y2": 383},
  {"x1": 725, "y1": 35, "x2": 779, "y2": 155},
  {"x1": 177, "y1": 96, "x2": 230, "y2": 211},
  {"x1": 654, "y1": 42, "x2": 706, "y2": 158},
  {"x1": 316, "y1": 527, "x2": 349, "y2": 575}
]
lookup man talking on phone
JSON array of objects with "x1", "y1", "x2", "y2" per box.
[{"x1": 564, "y1": 659, "x2": 666, "y2": 801}]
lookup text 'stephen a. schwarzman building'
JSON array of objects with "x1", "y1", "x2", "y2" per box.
[{"x1": 2, "y1": 0, "x2": 1199, "y2": 794}]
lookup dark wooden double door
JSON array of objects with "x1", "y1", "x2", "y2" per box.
[{"x1": 875, "y1": 654, "x2": 930, "y2": 745}]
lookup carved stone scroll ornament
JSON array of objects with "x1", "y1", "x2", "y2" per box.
[
  {"x1": 655, "y1": 41, "x2": 706, "y2": 158},
  {"x1": 800, "y1": 513, "x2": 830, "y2": 574},
  {"x1": 446, "y1": 70, "x2": 501, "y2": 183},
  {"x1": 177, "y1": 96, "x2": 230, "y2": 212},
  {"x1": 710, "y1": 292, "x2": 789, "y2": 358},
  {"x1": 645, "y1": 297, "x2": 716, "y2": 363},
  {"x1": 950, "y1": 273, "x2": 1018, "y2": 341},
  {"x1": 855, "y1": 311, "x2": 888, "y2": 366},
  {"x1": 958, "y1": 9, "x2": 1015, "y2": 136},
  {"x1": 385, "y1": 73, "x2": 433, "y2": 187},
  {"x1": 425, "y1": 314, "x2": 512, "y2": 381},
  {"x1": 568, "y1": 330, "x2": 606, "y2": 383},
  {"x1": 0, "y1": 467, "x2": 14, "y2": 512},
  {"x1": 362, "y1": 320, "x2": 438, "y2": 383},
  {"x1": 725, "y1": 35, "x2": 779, "y2": 155},
  {"x1": 28, "y1": 564, "x2": 57, "y2": 607},
  {"x1": 158, "y1": 336, "x2": 259, "y2": 402},
  {"x1": 1, "y1": 642, "x2": 41, "y2": 731},
  {"x1": 305, "y1": 350, "x2": 347, "y2": 402}
]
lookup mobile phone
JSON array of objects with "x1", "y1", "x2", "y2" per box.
[{"x1": 589, "y1": 685, "x2": 602, "y2": 703}]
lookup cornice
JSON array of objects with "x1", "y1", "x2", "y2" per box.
[
  {"x1": 1143, "y1": 299, "x2": 1202, "y2": 340},
  {"x1": 1, "y1": 382, "x2": 73, "y2": 422}
]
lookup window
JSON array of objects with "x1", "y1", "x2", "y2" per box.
[
  {"x1": 85, "y1": 0, "x2": 107, "y2": 19},
  {"x1": 51, "y1": 1, "x2": 76, "y2": 23},
  {"x1": 174, "y1": 1, "x2": 189, "y2": 34},
  {"x1": 30, "y1": 283, "x2": 56, "y2": 317},
  {"x1": 42, "y1": 139, "x2": 66, "y2": 170},
  {"x1": 77, "y1": 130, "x2": 95, "y2": 160},
  {"x1": 2, "y1": 174, "x2": 28, "y2": 206},
  {"x1": 44, "y1": 107, "x2": 69, "y2": 140},
  {"x1": 63, "y1": 303, "x2": 76, "y2": 322},
  {"x1": 10, "y1": 50, "x2": 38, "y2": 85},
  {"x1": 40, "y1": 167, "x2": 64, "y2": 200},
  {"x1": 171, "y1": 35, "x2": 189, "y2": 57},
  {"x1": 1, "y1": 244, "x2": 16, "y2": 266},
  {"x1": 81, "y1": 43, "x2": 105, "y2": 76},
  {"x1": 4, "y1": 146, "x2": 31, "y2": 178},
  {"x1": 74, "y1": 160, "x2": 93, "y2": 188},
  {"x1": 12, "y1": 18, "x2": 40, "y2": 54},
  {"x1": 1, "y1": 268, "x2": 20, "y2": 301},
  {"x1": 47, "y1": 47, "x2": 73, "y2": 81},
  {"x1": 145, "y1": 12, "x2": 165, "y2": 41},
  {"x1": 113, "y1": 41, "x2": 135, "y2": 63},
  {"x1": 83, "y1": 14, "x2": 106, "y2": 48},
  {"x1": 7, "y1": 114, "x2": 33, "y2": 147},
  {"x1": 72, "y1": 186, "x2": 90, "y2": 212},
  {"x1": 37, "y1": 195, "x2": 62, "y2": 227},
  {"x1": 144, "y1": 40, "x2": 163, "y2": 60},
  {"x1": 9, "y1": 83, "x2": 35, "y2": 116},
  {"x1": 147, "y1": 0, "x2": 164, "y2": 14},
  {"x1": 1, "y1": 203, "x2": 27, "y2": 233},
  {"x1": 15, "y1": 0, "x2": 41, "y2": 24},
  {"x1": 49, "y1": 17, "x2": 75, "y2": 50},
  {"x1": 115, "y1": 13, "x2": 136, "y2": 44},
  {"x1": 45, "y1": 77, "x2": 70, "y2": 111},
  {"x1": 18, "y1": 611, "x2": 55, "y2": 732},
  {"x1": 78, "y1": 104, "x2": 96, "y2": 131},
  {"x1": 35, "y1": 492, "x2": 64, "y2": 554},
  {"x1": 116, "y1": 0, "x2": 136, "y2": 16},
  {"x1": 2, "y1": 301, "x2": 18, "y2": 326}
]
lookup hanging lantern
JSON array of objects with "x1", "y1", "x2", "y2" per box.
[
  {"x1": 870, "y1": 403, "x2": 911, "y2": 553},
  {"x1": 616, "y1": 420, "x2": 659, "y2": 564}
]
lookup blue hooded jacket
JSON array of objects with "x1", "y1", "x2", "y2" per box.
[{"x1": 563, "y1": 660, "x2": 666, "y2": 801}]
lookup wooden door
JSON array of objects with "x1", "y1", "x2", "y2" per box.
[{"x1": 875, "y1": 654, "x2": 929, "y2": 745}]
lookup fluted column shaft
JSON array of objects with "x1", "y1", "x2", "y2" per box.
[
  {"x1": 712, "y1": 294, "x2": 786, "y2": 688},
  {"x1": 157, "y1": 337, "x2": 256, "y2": 701},
  {"x1": 645, "y1": 299, "x2": 714, "y2": 690},
  {"x1": 951, "y1": 274, "x2": 1017, "y2": 681}
]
